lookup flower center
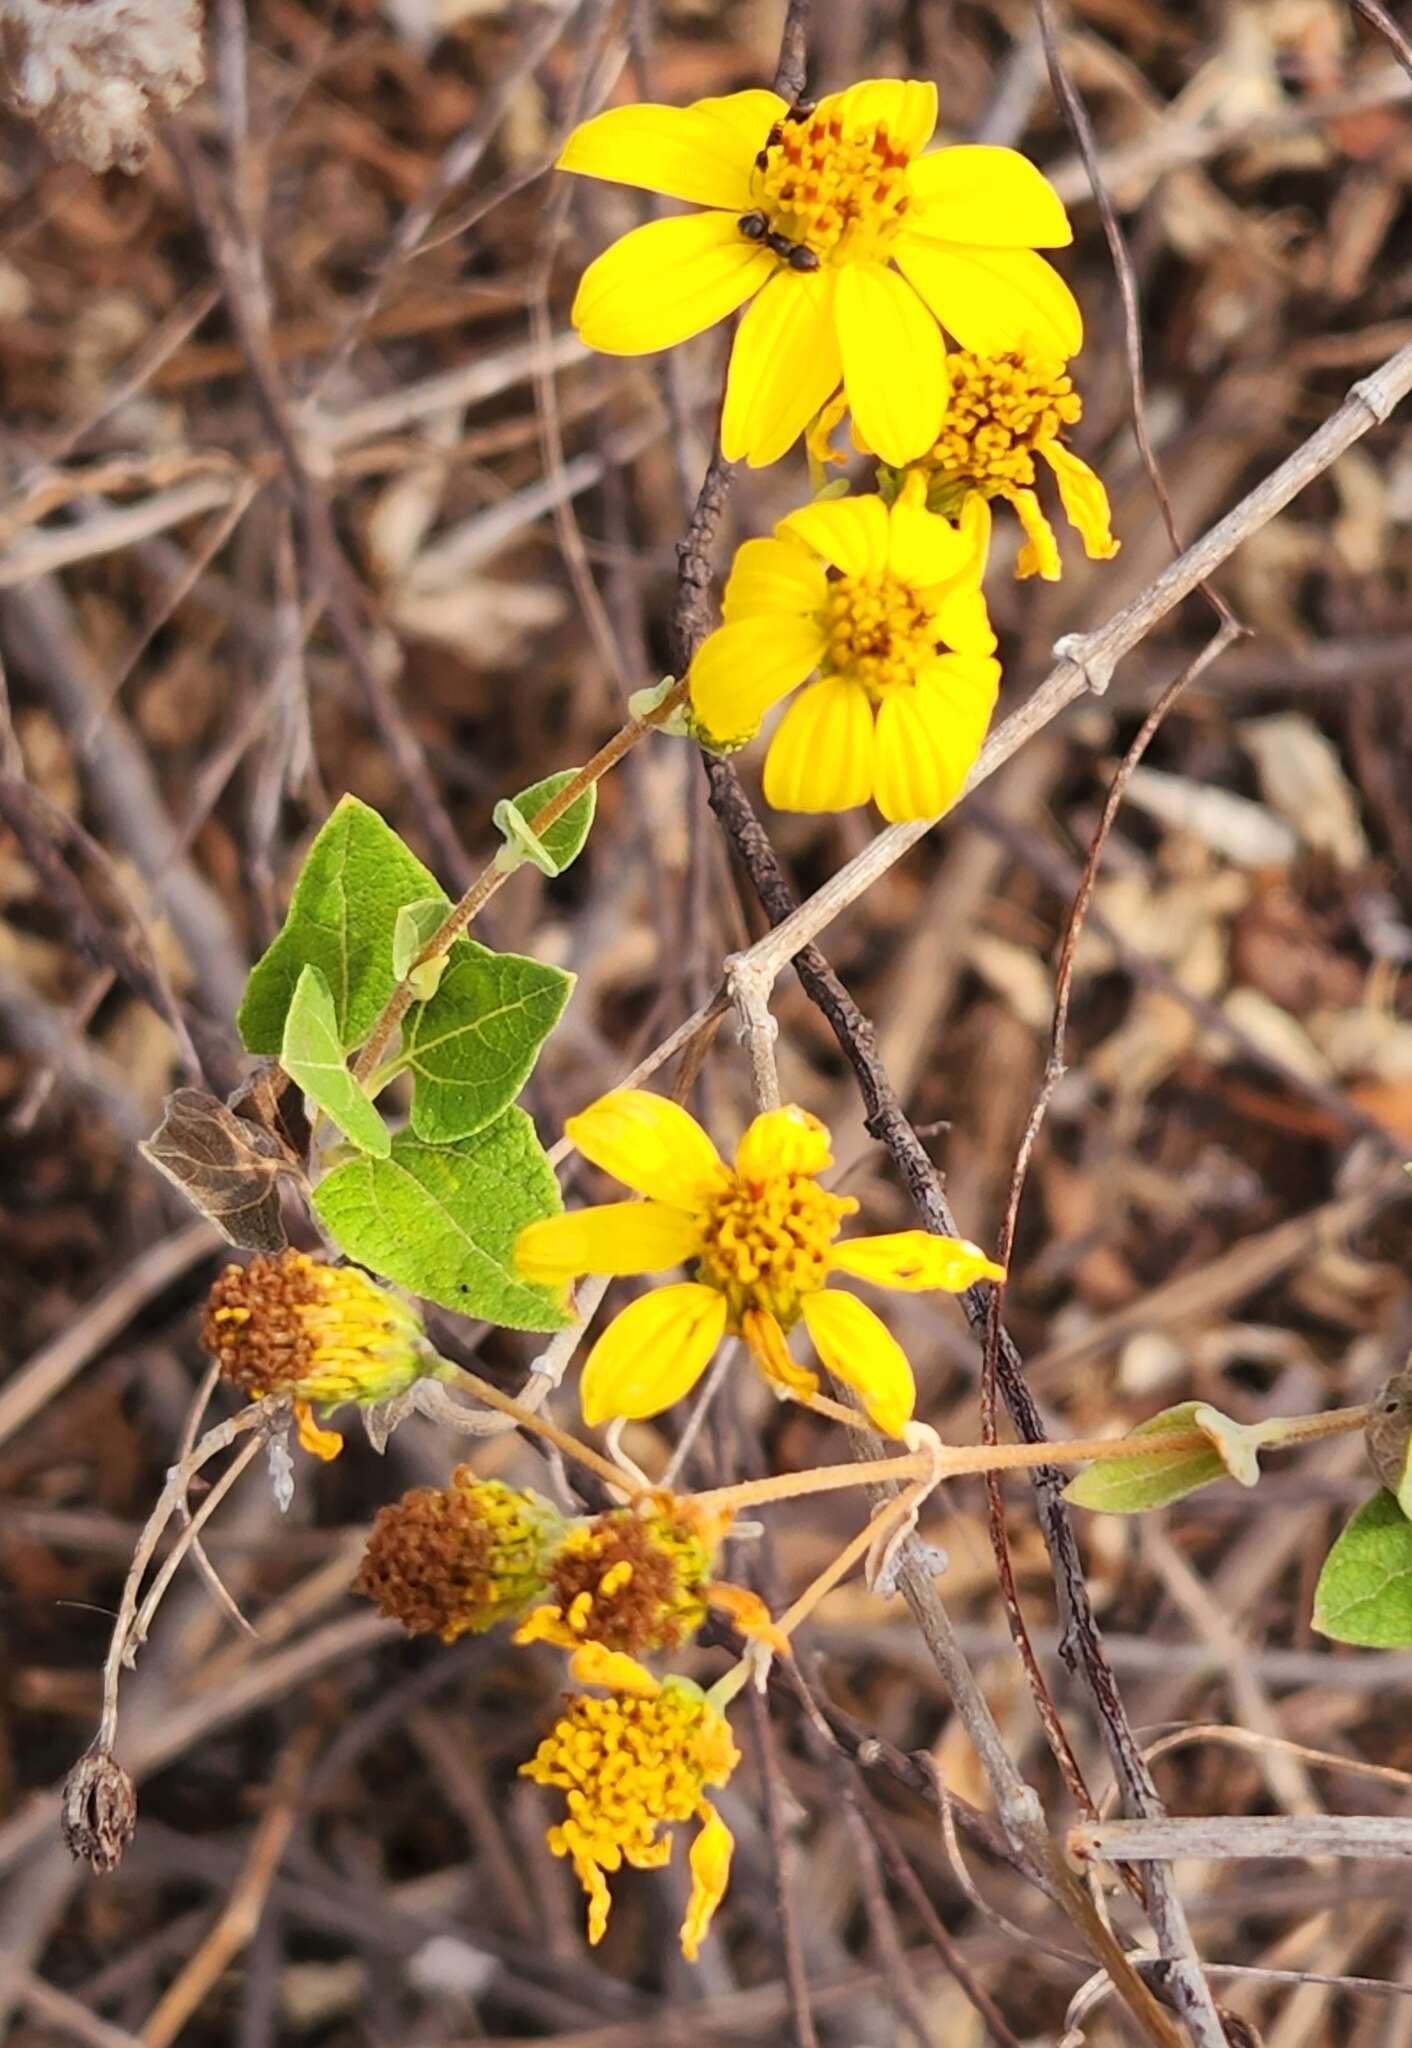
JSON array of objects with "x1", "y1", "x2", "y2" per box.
[
  {"x1": 818, "y1": 572, "x2": 938, "y2": 700},
  {"x1": 928, "y1": 350, "x2": 1081, "y2": 495},
  {"x1": 694, "y1": 1169, "x2": 856, "y2": 1328},
  {"x1": 739, "y1": 107, "x2": 913, "y2": 268}
]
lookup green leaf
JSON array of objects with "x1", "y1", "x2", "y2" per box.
[
  {"x1": 493, "y1": 769, "x2": 596, "y2": 878},
  {"x1": 402, "y1": 940, "x2": 574, "y2": 1144},
  {"x1": 313, "y1": 1109, "x2": 572, "y2": 1330},
  {"x1": 239, "y1": 797, "x2": 448, "y2": 1054},
  {"x1": 1063, "y1": 1403, "x2": 1227, "y2": 1515},
  {"x1": 1313, "y1": 1490, "x2": 1412, "y2": 1647},
  {"x1": 280, "y1": 965, "x2": 390, "y2": 1157}
]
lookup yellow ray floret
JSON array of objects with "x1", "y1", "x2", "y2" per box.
[
  {"x1": 557, "y1": 80, "x2": 1076, "y2": 467},
  {"x1": 520, "y1": 1647, "x2": 740, "y2": 1958},
  {"x1": 685, "y1": 486, "x2": 1000, "y2": 823},
  {"x1": 516, "y1": 1092, "x2": 1004, "y2": 1439}
]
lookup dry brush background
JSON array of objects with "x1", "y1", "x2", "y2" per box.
[{"x1": 3, "y1": 0, "x2": 1412, "y2": 2043}]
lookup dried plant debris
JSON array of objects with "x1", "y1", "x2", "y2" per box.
[{"x1": 0, "y1": 0, "x2": 203, "y2": 172}]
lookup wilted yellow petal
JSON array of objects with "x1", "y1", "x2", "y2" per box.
[
  {"x1": 572, "y1": 212, "x2": 771, "y2": 355},
  {"x1": 580, "y1": 1284, "x2": 727, "y2": 1426},
  {"x1": 515, "y1": 1200, "x2": 705, "y2": 1286},
  {"x1": 1009, "y1": 487, "x2": 1063, "y2": 580},
  {"x1": 682, "y1": 1806, "x2": 735, "y2": 1961},
  {"x1": 566, "y1": 1090, "x2": 726, "y2": 1209},
  {"x1": 294, "y1": 1401, "x2": 343, "y2": 1461},
  {"x1": 689, "y1": 615, "x2": 825, "y2": 742},
  {"x1": 835, "y1": 261, "x2": 946, "y2": 466},
  {"x1": 829, "y1": 1230, "x2": 1005, "y2": 1292},
  {"x1": 762, "y1": 677, "x2": 875, "y2": 813},
  {"x1": 722, "y1": 268, "x2": 842, "y2": 467},
  {"x1": 741, "y1": 1307, "x2": 820, "y2": 1400},
  {"x1": 893, "y1": 239, "x2": 1082, "y2": 358},
  {"x1": 800, "y1": 1289, "x2": 916, "y2": 1438},
  {"x1": 1041, "y1": 440, "x2": 1120, "y2": 560},
  {"x1": 906, "y1": 144, "x2": 1072, "y2": 248},
  {"x1": 568, "y1": 1643, "x2": 662, "y2": 1694}
]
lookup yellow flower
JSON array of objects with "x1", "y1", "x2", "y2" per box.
[
  {"x1": 557, "y1": 82, "x2": 1077, "y2": 467},
  {"x1": 858, "y1": 349, "x2": 1117, "y2": 579},
  {"x1": 515, "y1": 1092, "x2": 1004, "y2": 1439},
  {"x1": 687, "y1": 487, "x2": 1001, "y2": 823},
  {"x1": 354, "y1": 1472, "x2": 565, "y2": 1641},
  {"x1": 201, "y1": 1251, "x2": 440, "y2": 1460},
  {"x1": 520, "y1": 1644, "x2": 739, "y2": 1958}
]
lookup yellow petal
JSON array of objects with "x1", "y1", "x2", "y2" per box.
[
  {"x1": 294, "y1": 1400, "x2": 343, "y2": 1461},
  {"x1": 721, "y1": 268, "x2": 843, "y2": 467},
  {"x1": 822, "y1": 78, "x2": 938, "y2": 156},
  {"x1": 577, "y1": 1854, "x2": 613, "y2": 1947},
  {"x1": 566, "y1": 1089, "x2": 726, "y2": 1208},
  {"x1": 778, "y1": 492, "x2": 889, "y2": 577},
  {"x1": 580, "y1": 1283, "x2": 727, "y2": 1426},
  {"x1": 835, "y1": 262, "x2": 946, "y2": 466},
  {"x1": 871, "y1": 673, "x2": 994, "y2": 823},
  {"x1": 800, "y1": 1289, "x2": 916, "y2": 1438},
  {"x1": 689, "y1": 615, "x2": 825, "y2": 741},
  {"x1": 1041, "y1": 440, "x2": 1120, "y2": 560},
  {"x1": 741, "y1": 1306, "x2": 820, "y2": 1401},
  {"x1": 886, "y1": 491, "x2": 976, "y2": 591},
  {"x1": 805, "y1": 390, "x2": 850, "y2": 475},
  {"x1": 1008, "y1": 487, "x2": 1062, "y2": 580},
  {"x1": 763, "y1": 677, "x2": 875, "y2": 813},
  {"x1": 573, "y1": 212, "x2": 772, "y2": 355},
  {"x1": 893, "y1": 239, "x2": 1082, "y2": 358},
  {"x1": 929, "y1": 580, "x2": 998, "y2": 657},
  {"x1": 706, "y1": 1582, "x2": 790, "y2": 1654},
  {"x1": 906, "y1": 144, "x2": 1072, "y2": 248},
  {"x1": 568, "y1": 1643, "x2": 662, "y2": 1694},
  {"x1": 556, "y1": 97, "x2": 772, "y2": 210},
  {"x1": 682, "y1": 1806, "x2": 735, "y2": 1961},
  {"x1": 512, "y1": 1606, "x2": 577, "y2": 1649},
  {"x1": 515, "y1": 1200, "x2": 705, "y2": 1286},
  {"x1": 734, "y1": 1105, "x2": 833, "y2": 1179},
  {"x1": 957, "y1": 489, "x2": 993, "y2": 568},
  {"x1": 829, "y1": 1230, "x2": 1006, "y2": 1292},
  {"x1": 721, "y1": 536, "x2": 829, "y2": 624}
]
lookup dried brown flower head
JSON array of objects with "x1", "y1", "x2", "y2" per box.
[
  {"x1": 354, "y1": 1472, "x2": 565, "y2": 1642},
  {"x1": 61, "y1": 1743, "x2": 137, "y2": 1874},
  {"x1": 515, "y1": 1494, "x2": 728, "y2": 1657}
]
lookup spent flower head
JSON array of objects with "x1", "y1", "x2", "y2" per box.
[
  {"x1": 516, "y1": 1092, "x2": 1003, "y2": 1438},
  {"x1": 687, "y1": 485, "x2": 999, "y2": 822},
  {"x1": 521, "y1": 1644, "x2": 739, "y2": 1958},
  {"x1": 201, "y1": 1251, "x2": 438, "y2": 1460},
  {"x1": 354, "y1": 1472, "x2": 566, "y2": 1641},
  {"x1": 516, "y1": 1493, "x2": 731, "y2": 1657},
  {"x1": 557, "y1": 81, "x2": 1077, "y2": 467}
]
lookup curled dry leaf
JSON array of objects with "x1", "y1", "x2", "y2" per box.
[
  {"x1": 140, "y1": 1086, "x2": 295, "y2": 1252},
  {"x1": 0, "y1": 0, "x2": 204, "y2": 173}
]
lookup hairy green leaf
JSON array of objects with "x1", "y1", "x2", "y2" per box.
[
  {"x1": 239, "y1": 797, "x2": 448, "y2": 1054},
  {"x1": 402, "y1": 941, "x2": 573, "y2": 1143},
  {"x1": 1062, "y1": 1402, "x2": 1226, "y2": 1515},
  {"x1": 280, "y1": 965, "x2": 390, "y2": 1157},
  {"x1": 1313, "y1": 1490, "x2": 1412, "y2": 1647},
  {"x1": 313, "y1": 1109, "x2": 571, "y2": 1330},
  {"x1": 493, "y1": 769, "x2": 596, "y2": 878}
]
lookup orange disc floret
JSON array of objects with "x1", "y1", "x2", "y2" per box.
[{"x1": 354, "y1": 1471, "x2": 565, "y2": 1642}]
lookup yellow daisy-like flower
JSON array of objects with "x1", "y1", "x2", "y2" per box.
[
  {"x1": 521, "y1": 1643, "x2": 739, "y2": 1958},
  {"x1": 201, "y1": 1251, "x2": 441, "y2": 1460},
  {"x1": 834, "y1": 349, "x2": 1117, "y2": 579},
  {"x1": 515, "y1": 1092, "x2": 1004, "y2": 1439},
  {"x1": 687, "y1": 487, "x2": 1001, "y2": 823},
  {"x1": 557, "y1": 81, "x2": 1077, "y2": 467}
]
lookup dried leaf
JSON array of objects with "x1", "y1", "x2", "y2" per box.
[
  {"x1": 140, "y1": 1087, "x2": 293, "y2": 1251},
  {"x1": 0, "y1": 0, "x2": 204, "y2": 174}
]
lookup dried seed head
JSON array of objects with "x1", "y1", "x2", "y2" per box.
[
  {"x1": 354, "y1": 1472, "x2": 565, "y2": 1642},
  {"x1": 201, "y1": 1252, "x2": 428, "y2": 1410},
  {"x1": 519, "y1": 1495, "x2": 727, "y2": 1657},
  {"x1": 61, "y1": 1744, "x2": 137, "y2": 1874}
]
